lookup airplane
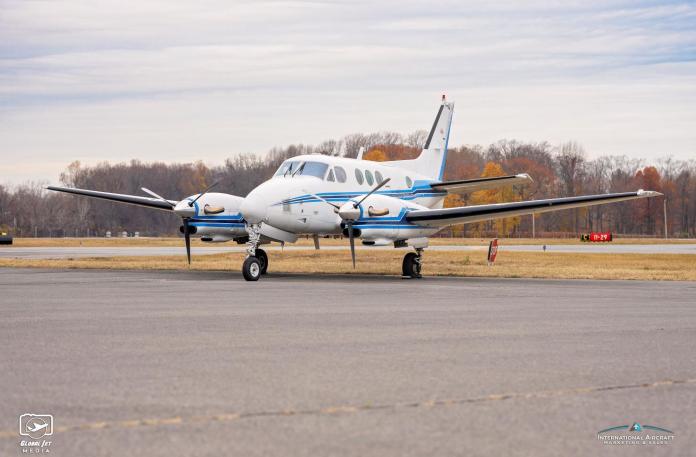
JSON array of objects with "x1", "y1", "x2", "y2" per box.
[{"x1": 48, "y1": 96, "x2": 662, "y2": 281}]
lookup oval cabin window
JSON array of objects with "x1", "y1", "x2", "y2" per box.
[
  {"x1": 335, "y1": 166, "x2": 347, "y2": 183},
  {"x1": 365, "y1": 170, "x2": 374, "y2": 186},
  {"x1": 355, "y1": 168, "x2": 364, "y2": 185}
]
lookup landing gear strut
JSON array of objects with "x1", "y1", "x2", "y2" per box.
[
  {"x1": 243, "y1": 223, "x2": 264, "y2": 281},
  {"x1": 402, "y1": 249, "x2": 423, "y2": 279}
]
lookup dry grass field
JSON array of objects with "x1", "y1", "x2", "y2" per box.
[{"x1": 1, "y1": 250, "x2": 695, "y2": 281}]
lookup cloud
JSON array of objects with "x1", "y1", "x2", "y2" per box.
[{"x1": 1, "y1": 0, "x2": 695, "y2": 183}]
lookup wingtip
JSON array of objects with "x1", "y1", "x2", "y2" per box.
[
  {"x1": 637, "y1": 189, "x2": 663, "y2": 197},
  {"x1": 516, "y1": 173, "x2": 534, "y2": 182}
]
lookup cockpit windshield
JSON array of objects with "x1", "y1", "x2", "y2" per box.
[{"x1": 274, "y1": 160, "x2": 329, "y2": 179}]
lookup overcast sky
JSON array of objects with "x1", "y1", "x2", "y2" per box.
[{"x1": 1, "y1": 0, "x2": 695, "y2": 184}]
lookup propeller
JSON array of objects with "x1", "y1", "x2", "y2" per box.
[
  {"x1": 140, "y1": 182, "x2": 219, "y2": 265},
  {"x1": 347, "y1": 221, "x2": 356, "y2": 268},
  {"x1": 183, "y1": 218, "x2": 192, "y2": 265},
  {"x1": 188, "y1": 181, "x2": 219, "y2": 207},
  {"x1": 141, "y1": 187, "x2": 175, "y2": 207},
  {"x1": 307, "y1": 178, "x2": 391, "y2": 268},
  {"x1": 352, "y1": 177, "x2": 390, "y2": 208}
]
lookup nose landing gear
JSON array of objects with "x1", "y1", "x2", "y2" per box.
[
  {"x1": 243, "y1": 223, "x2": 268, "y2": 281},
  {"x1": 402, "y1": 248, "x2": 423, "y2": 279}
]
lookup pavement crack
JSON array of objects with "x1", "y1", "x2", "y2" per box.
[{"x1": 1, "y1": 377, "x2": 693, "y2": 438}]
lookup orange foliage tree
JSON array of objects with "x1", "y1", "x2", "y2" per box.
[
  {"x1": 469, "y1": 162, "x2": 521, "y2": 236},
  {"x1": 363, "y1": 148, "x2": 388, "y2": 162}
]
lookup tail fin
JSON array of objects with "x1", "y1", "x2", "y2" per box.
[{"x1": 384, "y1": 96, "x2": 454, "y2": 180}]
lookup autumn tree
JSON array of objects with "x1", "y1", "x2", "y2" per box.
[
  {"x1": 633, "y1": 166, "x2": 663, "y2": 234},
  {"x1": 468, "y1": 162, "x2": 521, "y2": 236}
]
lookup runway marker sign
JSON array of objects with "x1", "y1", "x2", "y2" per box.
[{"x1": 487, "y1": 239, "x2": 499, "y2": 266}]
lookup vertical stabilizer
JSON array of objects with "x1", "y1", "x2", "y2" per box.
[{"x1": 384, "y1": 96, "x2": 454, "y2": 180}]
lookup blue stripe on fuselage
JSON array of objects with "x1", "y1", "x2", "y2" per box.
[{"x1": 275, "y1": 181, "x2": 445, "y2": 206}]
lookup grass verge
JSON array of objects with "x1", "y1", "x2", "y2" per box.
[{"x1": 1, "y1": 250, "x2": 694, "y2": 281}]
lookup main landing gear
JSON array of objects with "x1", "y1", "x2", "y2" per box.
[
  {"x1": 402, "y1": 248, "x2": 423, "y2": 279},
  {"x1": 242, "y1": 223, "x2": 268, "y2": 281}
]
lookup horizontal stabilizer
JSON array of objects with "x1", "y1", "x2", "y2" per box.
[
  {"x1": 406, "y1": 190, "x2": 662, "y2": 227},
  {"x1": 430, "y1": 174, "x2": 533, "y2": 194},
  {"x1": 47, "y1": 186, "x2": 176, "y2": 211}
]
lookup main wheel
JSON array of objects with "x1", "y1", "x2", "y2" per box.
[
  {"x1": 242, "y1": 256, "x2": 262, "y2": 281},
  {"x1": 402, "y1": 252, "x2": 422, "y2": 279},
  {"x1": 256, "y1": 248, "x2": 268, "y2": 275}
]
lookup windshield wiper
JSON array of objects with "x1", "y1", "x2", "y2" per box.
[
  {"x1": 291, "y1": 162, "x2": 306, "y2": 177},
  {"x1": 283, "y1": 164, "x2": 294, "y2": 177}
]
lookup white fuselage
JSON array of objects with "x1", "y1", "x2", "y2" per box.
[{"x1": 190, "y1": 154, "x2": 446, "y2": 243}]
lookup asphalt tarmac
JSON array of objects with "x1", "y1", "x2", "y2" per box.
[
  {"x1": 1, "y1": 243, "x2": 695, "y2": 259},
  {"x1": 1, "y1": 268, "x2": 694, "y2": 456}
]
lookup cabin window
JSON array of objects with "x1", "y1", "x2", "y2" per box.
[
  {"x1": 406, "y1": 176, "x2": 413, "y2": 188},
  {"x1": 326, "y1": 169, "x2": 335, "y2": 182},
  {"x1": 375, "y1": 170, "x2": 384, "y2": 184},
  {"x1": 335, "y1": 166, "x2": 347, "y2": 183},
  {"x1": 365, "y1": 170, "x2": 374, "y2": 186},
  {"x1": 355, "y1": 168, "x2": 364, "y2": 185}
]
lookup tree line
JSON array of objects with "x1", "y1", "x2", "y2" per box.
[{"x1": 1, "y1": 131, "x2": 694, "y2": 238}]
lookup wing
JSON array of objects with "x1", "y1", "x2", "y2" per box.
[
  {"x1": 47, "y1": 186, "x2": 176, "y2": 211},
  {"x1": 430, "y1": 174, "x2": 533, "y2": 194},
  {"x1": 406, "y1": 190, "x2": 662, "y2": 227}
]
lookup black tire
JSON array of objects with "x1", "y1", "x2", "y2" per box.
[
  {"x1": 256, "y1": 248, "x2": 268, "y2": 275},
  {"x1": 242, "y1": 256, "x2": 262, "y2": 281},
  {"x1": 402, "y1": 252, "x2": 422, "y2": 279}
]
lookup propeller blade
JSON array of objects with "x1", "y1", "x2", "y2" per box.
[
  {"x1": 354, "y1": 177, "x2": 391, "y2": 208},
  {"x1": 183, "y1": 218, "x2": 192, "y2": 265},
  {"x1": 141, "y1": 187, "x2": 175, "y2": 207},
  {"x1": 188, "y1": 181, "x2": 219, "y2": 207},
  {"x1": 304, "y1": 191, "x2": 340, "y2": 209},
  {"x1": 347, "y1": 222, "x2": 356, "y2": 268}
]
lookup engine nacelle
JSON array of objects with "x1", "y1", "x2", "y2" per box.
[
  {"x1": 184, "y1": 192, "x2": 247, "y2": 240},
  {"x1": 352, "y1": 194, "x2": 438, "y2": 242}
]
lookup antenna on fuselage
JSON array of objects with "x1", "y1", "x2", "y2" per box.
[{"x1": 356, "y1": 147, "x2": 365, "y2": 160}]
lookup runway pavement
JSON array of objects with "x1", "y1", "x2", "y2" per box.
[
  {"x1": 1, "y1": 268, "x2": 695, "y2": 456},
  {"x1": 1, "y1": 242, "x2": 695, "y2": 259}
]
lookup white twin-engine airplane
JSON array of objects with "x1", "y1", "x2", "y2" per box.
[{"x1": 49, "y1": 97, "x2": 662, "y2": 281}]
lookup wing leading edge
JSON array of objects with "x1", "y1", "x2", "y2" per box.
[
  {"x1": 405, "y1": 190, "x2": 662, "y2": 227},
  {"x1": 47, "y1": 186, "x2": 177, "y2": 211},
  {"x1": 430, "y1": 174, "x2": 533, "y2": 194}
]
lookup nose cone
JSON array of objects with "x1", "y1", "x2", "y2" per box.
[
  {"x1": 173, "y1": 200, "x2": 195, "y2": 218},
  {"x1": 240, "y1": 191, "x2": 268, "y2": 224}
]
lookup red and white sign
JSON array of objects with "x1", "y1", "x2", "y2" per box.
[
  {"x1": 488, "y1": 239, "x2": 499, "y2": 264},
  {"x1": 590, "y1": 232, "x2": 612, "y2": 242}
]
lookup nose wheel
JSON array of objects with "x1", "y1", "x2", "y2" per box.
[
  {"x1": 242, "y1": 256, "x2": 262, "y2": 281},
  {"x1": 402, "y1": 249, "x2": 423, "y2": 279}
]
